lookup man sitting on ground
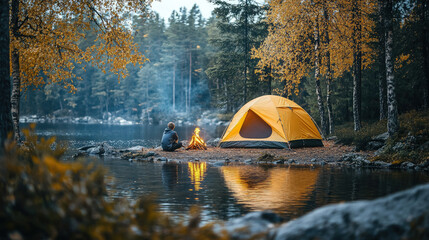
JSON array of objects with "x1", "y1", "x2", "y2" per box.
[{"x1": 161, "y1": 122, "x2": 183, "y2": 151}]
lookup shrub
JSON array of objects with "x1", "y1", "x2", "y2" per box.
[
  {"x1": 0, "y1": 125, "x2": 227, "y2": 239},
  {"x1": 335, "y1": 120, "x2": 387, "y2": 151}
]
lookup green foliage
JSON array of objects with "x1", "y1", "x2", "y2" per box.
[
  {"x1": 374, "y1": 110, "x2": 429, "y2": 164},
  {"x1": 207, "y1": 1, "x2": 268, "y2": 112},
  {"x1": 396, "y1": 110, "x2": 429, "y2": 140},
  {"x1": 335, "y1": 120, "x2": 387, "y2": 150},
  {"x1": 0, "y1": 126, "x2": 228, "y2": 239},
  {"x1": 336, "y1": 110, "x2": 429, "y2": 164}
]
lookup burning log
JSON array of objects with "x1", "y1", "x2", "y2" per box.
[{"x1": 186, "y1": 127, "x2": 207, "y2": 150}]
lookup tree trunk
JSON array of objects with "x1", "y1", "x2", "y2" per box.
[
  {"x1": 323, "y1": 6, "x2": 334, "y2": 135},
  {"x1": 378, "y1": 0, "x2": 387, "y2": 119},
  {"x1": 385, "y1": 0, "x2": 399, "y2": 137},
  {"x1": 173, "y1": 62, "x2": 176, "y2": 111},
  {"x1": 420, "y1": 0, "x2": 429, "y2": 108},
  {"x1": 188, "y1": 51, "x2": 192, "y2": 113},
  {"x1": 11, "y1": 0, "x2": 21, "y2": 142},
  {"x1": 268, "y1": 65, "x2": 272, "y2": 95},
  {"x1": 352, "y1": 0, "x2": 362, "y2": 131},
  {"x1": 243, "y1": 0, "x2": 249, "y2": 104},
  {"x1": 314, "y1": 19, "x2": 327, "y2": 137},
  {"x1": 0, "y1": 0, "x2": 12, "y2": 146}
]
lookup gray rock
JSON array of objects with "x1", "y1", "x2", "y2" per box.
[
  {"x1": 288, "y1": 159, "x2": 296, "y2": 164},
  {"x1": 78, "y1": 145, "x2": 96, "y2": 151},
  {"x1": 270, "y1": 184, "x2": 429, "y2": 240},
  {"x1": 400, "y1": 161, "x2": 415, "y2": 169},
  {"x1": 341, "y1": 153, "x2": 363, "y2": 162},
  {"x1": 374, "y1": 145, "x2": 387, "y2": 156},
  {"x1": 418, "y1": 141, "x2": 429, "y2": 152},
  {"x1": 372, "y1": 161, "x2": 392, "y2": 168},
  {"x1": 406, "y1": 132, "x2": 417, "y2": 144},
  {"x1": 366, "y1": 141, "x2": 384, "y2": 150},
  {"x1": 327, "y1": 136, "x2": 338, "y2": 141},
  {"x1": 88, "y1": 145, "x2": 104, "y2": 155},
  {"x1": 207, "y1": 138, "x2": 221, "y2": 147},
  {"x1": 145, "y1": 151, "x2": 156, "y2": 157},
  {"x1": 310, "y1": 158, "x2": 317, "y2": 162},
  {"x1": 158, "y1": 157, "x2": 168, "y2": 162},
  {"x1": 372, "y1": 132, "x2": 389, "y2": 142},
  {"x1": 392, "y1": 142, "x2": 405, "y2": 151},
  {"x1": 341, "y1": 153, "x2": 371, "y2": 166},
  {"x1": 215, "y1": 211, "x2": 283, "y2": 240},
  {"x1": 127, "y1": 146, "x2": 144, "y2": 152},
  {"x1": 275, "y1": 160, "x2": 285, "y2": 164},
  {"x1": 418, "y1": 160, "x2": 429, "y2": 168},
  {"x1": 102, "y1": 142, "x2": 115, "y2": 154},
  {"x1": 244, "y1": 159, "x2": 253, "y2": 164}
]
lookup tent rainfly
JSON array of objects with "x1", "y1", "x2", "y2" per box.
[{"x1": 219, "y1": 95, "x2": 323, "y2": 148}]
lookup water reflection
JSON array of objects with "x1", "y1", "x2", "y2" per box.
[
  {"x1": 221, "y1": 165, "x2": 320, "y2": 214},
  {"x1": 188, "y1": 162, "x2": 207, "y2": 191}
]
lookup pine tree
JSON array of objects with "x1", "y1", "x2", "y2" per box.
[{"x1": 0, "y1": 0, "x2": 11, "y2": 146}]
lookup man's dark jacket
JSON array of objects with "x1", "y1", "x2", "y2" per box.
[{"x1": 161, "y1": 128, "x2": 179, "y2": 151}]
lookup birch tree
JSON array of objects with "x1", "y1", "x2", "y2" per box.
[
  {"x1": 254, "y1": 0, "x2": 376, "y2": 134},
  {"x1": 384, "y1": 0, "x2": 399, "y2": 136}
]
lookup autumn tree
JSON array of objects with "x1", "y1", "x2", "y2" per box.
[
  {"x1": 9, "y1": 0, "x2": 151, "y2": 141},
  {"x1": 0, "y1": 0, "x2": 11, "y2": 147},
  {"x1": 253, "y1": 0, "x2": 376, "y2": 134}
]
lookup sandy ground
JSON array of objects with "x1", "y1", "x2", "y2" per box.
[{"x1": 149, "y1": 141, "x2": 370, "y2": 163}]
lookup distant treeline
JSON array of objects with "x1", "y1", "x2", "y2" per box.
[{"x1": 21, "y1": 0, "x2": 428, "y2": 132}]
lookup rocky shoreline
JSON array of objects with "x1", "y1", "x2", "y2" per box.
[
  {"x1": 215, "y1": 183, "x2": 429, "y2": 240},
  {"x1": 73, "y1": 140, "x2": 429, "y2": 171}
]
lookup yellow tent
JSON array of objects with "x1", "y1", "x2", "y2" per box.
[
  {"x1": 220, "y1": 166, "x2": 320, "y2": 212},
  {"x1": 219, "y1": 95, "x2": 323, "y2": 148}
]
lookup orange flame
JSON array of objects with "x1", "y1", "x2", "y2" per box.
[{"x1": 187, "y1": 127, "x2": 207, "y2": 150}]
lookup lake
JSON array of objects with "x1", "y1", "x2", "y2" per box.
[{"x1": 24, "y1": 123, "x2": 429, "y2": 222}]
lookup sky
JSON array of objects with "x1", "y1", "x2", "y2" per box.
[
  {"x1": 151, "y1": 0, "x2": 216, "y2": 20},
  {"x1": 151, "y1": 0, "x2": 266, "y2": 21}
]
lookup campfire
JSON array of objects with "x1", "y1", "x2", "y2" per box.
[{"x1": 186, "y1": 127, "x2": 207, "y2": 150}]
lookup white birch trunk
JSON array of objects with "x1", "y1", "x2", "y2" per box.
[
  {"x1": 385, "y1": 0, "x2": 399, "y2": 137},
  {"x1": 314, "y1": 19, "x2": 327, "y2": 137}
]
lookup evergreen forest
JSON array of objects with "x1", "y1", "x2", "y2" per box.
[{"x1": 5, "y1": 0, "x2": 429, "y2": 135}]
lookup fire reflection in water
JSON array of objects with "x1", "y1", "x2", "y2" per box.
[
  {"x1": 221, "y1": 165, "x2": 320, "y2": 213},
  {"x1": 188, "y1": 162, "x2": 207, "y2": 191}
]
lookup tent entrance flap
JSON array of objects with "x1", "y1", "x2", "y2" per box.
[{"x1": 239, "y1": 110, "x2": 272, "y2": 139}]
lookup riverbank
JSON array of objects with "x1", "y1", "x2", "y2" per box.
[
  {"x1": 111, "y1": 141, "x2": 427, "y2": 171},
  {"x1": 152, "y1": 140, "x2": 356, "y2": 163}
]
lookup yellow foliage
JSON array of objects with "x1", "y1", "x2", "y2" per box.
[
  {"x1": 252, "y1": 0, "x2": 377, "y2": 95},
  {"x1": 11, "y1": 0, "x2": 153, "y2": 92},
  {"x1": 0, "y1": 125, "x2": 229, "y2": 239}
]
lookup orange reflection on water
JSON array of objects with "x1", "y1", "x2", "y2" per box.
[
  {"x1": 221, "y1": 165, "x2": 320, "y2": 212},
  {"x1": 188, "y1": 162, "x2": 207, "y2": 191}
]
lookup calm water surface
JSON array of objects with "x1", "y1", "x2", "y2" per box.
[{"x1": 25, "y1": 123, "x2": 429, "y2": 222}]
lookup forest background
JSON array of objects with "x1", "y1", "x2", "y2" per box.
[{"x1": 17, "y1": 0, "x2": 429, "y2": 137}]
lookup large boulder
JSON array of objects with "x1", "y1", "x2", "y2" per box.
[
  {"x1": 214, "y1": 211, "x2": 283, "y2": 240},
  {"x1": 270, "y1": 184, "x2": 429, "y2": 240},
  {"x1": 372, "y1": 132, "x2": 389, "y2": 142},
  {"x1": 366, "y1": 141, "x2": 384, "y2": 150},
  {"x1": 340, "y1": 153, "x2": 371, "y2": 166}
]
